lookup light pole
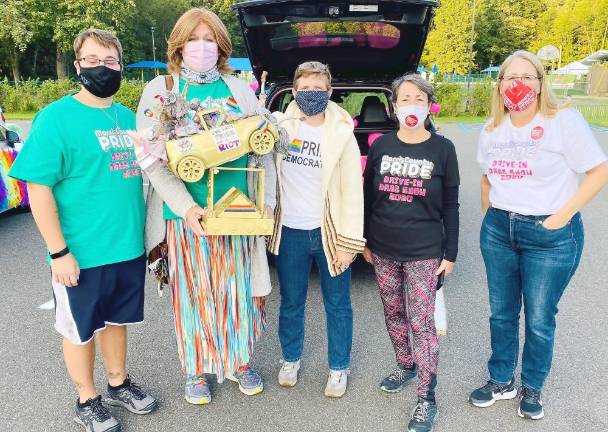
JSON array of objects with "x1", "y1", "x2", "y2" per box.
[
  {"x1": 151, "y1": 26, "x2": 158, "y2": 77},
  {"x1": 602, "y1": 17, "x2": 608, "y2": 50},
  {"x1": 465, "y1": 0, "x2": 477, "y2": 112}
]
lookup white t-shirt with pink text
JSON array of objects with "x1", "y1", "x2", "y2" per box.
[{"x1": 477, "y1": 108, "x2": 606, "y2": 215}]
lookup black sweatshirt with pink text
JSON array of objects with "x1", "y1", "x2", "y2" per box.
[{"x1": 363, "y1": 131, "x2": 460, "y2": 262}]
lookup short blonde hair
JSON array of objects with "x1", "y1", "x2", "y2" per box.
[
  {"x1": 293, "y1": 61, "x2": 332, "y2": 89},
  {"x1": 488, "y1": 50, "x2": 571, "y2": 131},
  {"x1": 167, "y1": 8, "x2": 233, "y2": 75},
  {"x1": 73, "y1": 29, "x2": 123, "y2": 61}
]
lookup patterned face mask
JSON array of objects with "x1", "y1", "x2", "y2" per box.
[
  {"x1": 295, "y1": 90, "x2": 330, "y2": 116},
  {"x1": 503, "y1": 80, "x2": 537, "y2": 112}
]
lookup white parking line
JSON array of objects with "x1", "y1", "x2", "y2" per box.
[{"x1": 37, "y1": 299, "x2": 55, "y2": 310}]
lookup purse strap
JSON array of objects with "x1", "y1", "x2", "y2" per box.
[{"x1": 164, "y1": 75, "x2": 174, "y2": 91}]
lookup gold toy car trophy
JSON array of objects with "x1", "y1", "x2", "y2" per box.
[{"x1": 164, "y1": 105, "x2": 278, "y2": 236}]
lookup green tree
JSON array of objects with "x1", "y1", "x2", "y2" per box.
[
  {"x1": 422, "y1": 0, "x2": 475, "y2": 74},
  {"x1": 474, "y1": 0, "x2": 546, "y2": 68},
  {"x1": 532, "y1": 0, "x2": 608, "y2": 65},
  {"x1": 0, "y1": 0, "x2": 44, "y2": 81},
  {"x1": 48, "y1": 0, "x2": 137, "y2": 78}
]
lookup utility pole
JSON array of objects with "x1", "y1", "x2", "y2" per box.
[
  {"x1": 465, "y1": 0, "x2": 477, "y2": 112},
  {"x1": 151, "y1": 26, "x2": 158, "y2": 77},
  {"x1": 602, "y1": 17, "x2": 608, "y2": 50}
]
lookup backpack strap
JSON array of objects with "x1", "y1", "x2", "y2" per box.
[{"x1": 164, "y1": 75, "x2": 174, "y2": 91}]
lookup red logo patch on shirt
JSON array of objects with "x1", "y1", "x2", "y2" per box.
[
  {"x1": 531, "y1": 126, "x2": 544, "y2": 140},
  {"x1": 405, "y1": 115, "x2": 419, "y2": 127}
]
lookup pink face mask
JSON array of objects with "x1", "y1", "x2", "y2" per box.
[
  {"x1": 503, "y1": 80, "x2": 537, "y2": 112},
  {"x1": 182, "y1": 40, "x2": 218, "y2": 72}
]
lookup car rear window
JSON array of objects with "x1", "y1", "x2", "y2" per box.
[
  {"x1": 338, "y1": 91, "x2": 389, "y2": 117},
  {"x1": 270, "y1": 89, "x2": 390, "y2": 118},
  {"x1": 270, "y1": 22, "x2": 400, "y2": 51}
]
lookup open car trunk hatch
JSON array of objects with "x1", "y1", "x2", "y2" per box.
[{"x1": 233, "y1": 0, "x2": 439, "y2": 83}]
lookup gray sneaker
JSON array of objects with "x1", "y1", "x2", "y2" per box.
[
  {"x1": 105, "y1": 376, "x2": 158, "y2": 415},
  {"x1": 74, "y1": 396, "x2": 121, "y2": 432},
  {"x1": 227, "y1": 365, "x2": 264, "y2": 396},
  {"x1": 407, "y1": 398, "x2": 438, "y2": 432},
  {"x1": 324, "y1": 369, "x2": 349, "y2": 398},
  {"x1": 380, "y1": 363, "x2": 417, "y2": 393},
  {"x1": 278, "y1": 360, "x2": 301, "y2": 387},
  {"x1": 185, "y1": 375, "x2": 211, "y2": 405}
]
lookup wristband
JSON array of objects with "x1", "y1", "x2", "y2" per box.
[{"x1": 49, "y1": 246, "x2": 70, "y2": 260}]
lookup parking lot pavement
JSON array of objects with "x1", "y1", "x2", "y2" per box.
[{"x1": 1, "y1": 123, "x2": 606, "y2": 432}]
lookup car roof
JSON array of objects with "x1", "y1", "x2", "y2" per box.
[{"x1": 233, "y1": 0, "x2": 439, "y2": 84}]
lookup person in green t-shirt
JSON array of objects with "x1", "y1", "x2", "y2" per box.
[{"x1": 9, "y1": 29, "x2": 157, "y2": 432}]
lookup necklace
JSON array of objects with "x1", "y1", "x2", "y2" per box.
[{"x1": 99, "y1": 104, "x2": 122, "y2": 131}]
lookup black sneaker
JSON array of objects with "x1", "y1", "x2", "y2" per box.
[
  {"x1": 407, "y1": 398, "x2": 438, "y2": 432},
  {"x1": 74, "y1": 396, "x2": 121, "y2": 432},
  {"x1": 105, "y1": 375, "x2": 158, "y2": 415},
  {"x1": 380, "y1": 363, "x2": 417, "y2": 393},
  {"x1": 518, "y1": 387, "x2": 544, "y2": 420},
  {"x1": 469, "y1": 379, "x2": 518, "y2": 407}
]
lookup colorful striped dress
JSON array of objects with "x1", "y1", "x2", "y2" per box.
[{"x1": 165, "y1": 78, "x2": 266, "y2": 382}]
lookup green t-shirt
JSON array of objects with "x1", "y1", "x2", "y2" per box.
[
  {"x1": 9, "y1": 95, "x2": 145, "y2": 269},
  {"x1": 163, "y1": 78, "x2": 248, "y2": 219}
]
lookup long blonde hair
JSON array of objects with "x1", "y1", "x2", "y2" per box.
[
  {"x1": 166, "y1": 8, "x2": 233, "y2": 75},
  {"x1": 487, "y1": 50, "x2": 571, "y2": 131}
]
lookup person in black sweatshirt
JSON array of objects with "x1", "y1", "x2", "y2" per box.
[{"x1": 362, "y1": 73, "x2": 460, "y2": 432}]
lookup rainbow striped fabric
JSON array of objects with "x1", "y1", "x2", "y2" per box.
[
  {"x1": 225, "y1": 96, "x2": 241, "y2": 114},
  {"x1": 166, "y1": 219, "x2": 266, "y2": 381},
  {"x1": 256, "y1": 118, "x2": 271, "y2": 133},
  {"x1": 1, "y1": 148, "x2": 29, "y2": 213},
  {"x1": 290, "y1": 139, "x2": 303, "y2": 153}
]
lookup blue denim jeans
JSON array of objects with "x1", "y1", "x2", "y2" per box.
[
  {"x1": 480, "y1": 208, "x2": 584, "y2": 391},
  {"x1": 276, "y1": 226, "x2": 353, "y2": 370}
]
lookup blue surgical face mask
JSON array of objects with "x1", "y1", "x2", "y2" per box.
[{"x1": 295, "y1": 90, "x2": 330, "y2": 116}]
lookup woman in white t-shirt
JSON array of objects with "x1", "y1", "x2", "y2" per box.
[{"x1": 469, "y1": 50, "x2": 608, "y2": 420}]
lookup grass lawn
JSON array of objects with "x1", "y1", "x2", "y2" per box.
[
  {"x1": 436, "y1": 114, "x2": 608, "y2": 128},
  {"x1": 435, "y1": 115, "x2": 485, "y2": 124},
  {"x1": 4, "y1": 111, "x2": 36, "y2": 120},
  {"x1": 589, "y1": 118, "x2": 608, "y2": 128},
  {"x1": 569, "y1": 96, "x2": 608, "y2": 106}
]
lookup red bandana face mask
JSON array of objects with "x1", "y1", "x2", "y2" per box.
[{"x1": 503, "y1": 80, "x2": 537, "y2": 112}]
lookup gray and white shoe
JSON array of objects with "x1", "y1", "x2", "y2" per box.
[
  {"x1": 74, "y1": 396, "x2": 121, "y2": 432},
  {"x1": 324, "y1": 369, "x2": 349, "y2": 398},
  {"x1": 469, "y1": 379, "x2": 518, "y2": 408},
  {"x1": 185, "y1": 375, "x2": 211, "y2": 405},
  {"x1": 105, "y1": 376, "x2": 158, "y2": 415},
  {"x1": 278, "y1": 360, "x2": 301, "y2": 387}
]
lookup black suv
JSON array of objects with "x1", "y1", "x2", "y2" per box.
[{"x1": 233, "y1": 0, "x2": 438, "y2": 157}]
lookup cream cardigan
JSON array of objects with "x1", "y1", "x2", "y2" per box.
[{"x1": 268, "y1": 100, "x2": 366, "y2": 276}]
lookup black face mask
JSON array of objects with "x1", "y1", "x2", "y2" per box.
[{"x1": 78, "y1": 65, "x2": 122, "y2": 98}]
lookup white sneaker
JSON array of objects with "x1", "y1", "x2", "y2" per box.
[
  {"x1": 278, "y1": 360, "x2": 301, "y2": 387},
  {"x1": 324, "y1": 369, "x2": 349, "y2": 398}
]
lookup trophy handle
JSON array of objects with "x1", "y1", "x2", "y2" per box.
[{"x1": 207, "y1": 167, "x2": 218, "y2": 214}]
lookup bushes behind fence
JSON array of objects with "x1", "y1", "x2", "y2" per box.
[
  {"x1": 0, "y1": 79, "x2": 145, "y2": 113},
  {"x1": 433, "y1": 80, "x2": 493, "y2": 118},
  {"x1": 1, "y1": 78, "x2": 495, "y2": 118}
]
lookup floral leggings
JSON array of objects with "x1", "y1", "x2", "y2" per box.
[{"x1": 372, "y1": 254, "x2": 440, "y2": 401}]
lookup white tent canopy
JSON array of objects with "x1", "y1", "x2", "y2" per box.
[
  {"x1": 552, "y1": 50, "x2": 607, "y2": 75},
  {"x1": 553, "y1": 61, "x2": 591, "y2": 75},
  {"x1": 580, "y1": 50, "x2": 608, "y2": 66}
]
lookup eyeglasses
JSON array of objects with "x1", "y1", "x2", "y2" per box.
[
  {"x1": 77, "y1": 56, "x2": 121, "y2": 67},
  {"x1": 501, "y1": 74, "x2": 540, "y2": 84}
]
